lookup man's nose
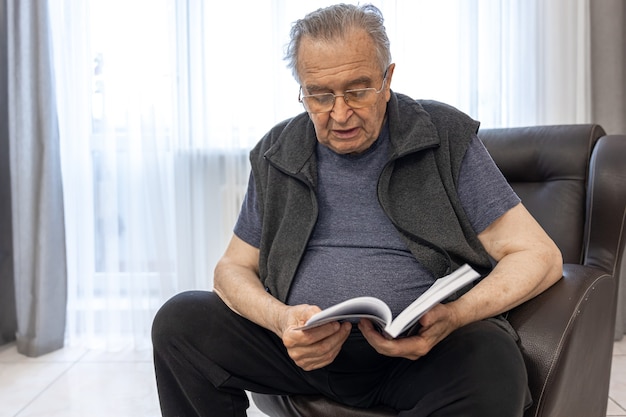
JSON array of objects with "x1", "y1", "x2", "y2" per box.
[{"x1": 330, "y1": 96, "x2": 352, "y2": 123}]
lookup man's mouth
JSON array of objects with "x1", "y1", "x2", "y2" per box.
[{"x1": 332, "y1": 127, "x2": 360, "y2": 138}]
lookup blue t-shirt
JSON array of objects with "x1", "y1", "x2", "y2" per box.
[{"x1": 234, "y1": 124, "x2": 519, "y2": 317}]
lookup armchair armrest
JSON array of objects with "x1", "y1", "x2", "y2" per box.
[
  {"x1": 586, "y1": 134, "x2": 626, "y2": 341},
  {"x1": 508, "y1": 264, "x2": 616, "y2": 417},
  {"x1": 585, "y1": 134, "x2": 626, "y2": 274}
]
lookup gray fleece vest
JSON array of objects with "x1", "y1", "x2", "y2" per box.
[{"x1": 250, "y1": 93, "x2": 492, "y2": 303}]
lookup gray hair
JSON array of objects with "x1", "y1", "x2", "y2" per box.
[{"x1": 284, "y1": 3, "x2": 392, "y2": 83}]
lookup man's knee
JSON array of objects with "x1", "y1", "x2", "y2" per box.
[{"x1": 152, "y1": 290, "x2": 220, "y2": 349}]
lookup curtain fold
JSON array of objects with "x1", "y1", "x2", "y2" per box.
[{"x1": 6, "y1": 0, "x2": 67, "y2": 356}]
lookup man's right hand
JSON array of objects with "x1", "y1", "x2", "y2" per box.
[
  {"x1": 280, "y1": 304, "x2": 352, "y2": 371},
  {"x1": 214, "y1": 235, "x2": 352, "y2": 371}
]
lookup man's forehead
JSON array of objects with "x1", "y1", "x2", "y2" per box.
[{"x1": 296, "y1": 31, "x2": 379, "y2": 85}]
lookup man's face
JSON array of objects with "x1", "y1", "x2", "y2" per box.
[{"x1": 297, "y1": 29, "x2": 394, "y2": 155}]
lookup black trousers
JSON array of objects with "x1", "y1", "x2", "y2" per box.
[{"x1": 152, "y1": 291, "x2": 531, "y2": 417}]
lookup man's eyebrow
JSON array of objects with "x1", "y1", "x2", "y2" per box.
[
  {"x1": 345, "y1": 76, "x2": 374, "y2": 88},
  {"x1": 303, "y1": 84, "x2": 330, "y2": 94},
  {"x1": 304, "y1": 76, "x2": 374, "y2": 94}
]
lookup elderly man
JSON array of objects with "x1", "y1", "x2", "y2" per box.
[{"x1": 152, "y1": 4, "x2": 562, "y2": 416}]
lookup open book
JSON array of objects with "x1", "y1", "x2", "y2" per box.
[{"x1": 299, "y1": 264, "x2": 480, "y2": 338}]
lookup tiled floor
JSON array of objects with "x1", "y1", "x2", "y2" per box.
[
  {"x1": 609, "y1": 339, "x2": 626, "y2": 416},
  {"x1": 0, "y1": 342, "x2": 266, "y2": 417},
  {"x1": 1, "y1": 339, "x2": 626, "y2": 416}
]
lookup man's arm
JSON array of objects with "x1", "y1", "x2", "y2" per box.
[
  {"x1": 213, "y1": 234, "x2": 287, "y2": 335},
  {"x1": 359, "y1": 202, "x2": 563, "y2": 359},
  {"x1": 213, "y1": 234, "x2": 352, "y2": 370},
  {"x1": 448, "y1": 202, "x2": 563, "y2": 322}
]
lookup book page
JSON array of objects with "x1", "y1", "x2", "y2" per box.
[
  {"x1": 384, "y1": 264, "x2": 480, "y2": 338},
  {"x1": 299, "y1": 296, "x2": 392, "y2": 330}
]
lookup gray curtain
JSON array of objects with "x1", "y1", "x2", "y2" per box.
[
  {"x1": 0, "y1": 0, "x2": 17, "y2": 346},
  {"x1": 2, "y1": 0, "x2": 67, "y2": 356},
  {"x1": 590, "y1": 1, "x2": 626, "y2": 339},
  {"x1": 590, "y1": 0, "x2": 626, "y2": 135}
]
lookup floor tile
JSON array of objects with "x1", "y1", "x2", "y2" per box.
[
  {"x1": 611, "y1": 350, "x2": 626, "y2": 413},
  {"x1": 608, "y1": 396, "x2": 626, "y2": 416},
  {"x1": 614, "y1": 338, "x2": 626, "y2": 355},
  {"x1": 15, "y1": 362, "x2": 159, "y2": 417},
  {"x1": 79, "y1": 347, "x2": 153, "y2": 363},
  {"x1": 0, "y1": 343, "x2": 87, "y2": 364},
  {"x1": 0, "y1": 362, "x2": 73, "y2": 417}
]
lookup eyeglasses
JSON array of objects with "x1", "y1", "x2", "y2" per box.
[{"x1": 298, "y1": 67, "x2": 389, "y2": 114}]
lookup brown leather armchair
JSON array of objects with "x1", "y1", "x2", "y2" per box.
[{"x1": 253, "y1": 124, "x2": 626, "y2": 417}]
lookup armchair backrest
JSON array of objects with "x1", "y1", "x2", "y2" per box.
[
  {"x1": 478, "y1": 124, "x2": 625, "y2": 274},
  {"x1": 478, "y1": 124, "x2": 603, "y2": 264}
]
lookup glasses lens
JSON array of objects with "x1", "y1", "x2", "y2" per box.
[
  {"x1": 344, "y1": 89, "x2": 376, "y2": 109},
  {"x1": 300, "y1": 85, "x2": 383, "y2": 112},
  {"x1": 302, "y1": 94, "x2": 335, "y2": 113}
]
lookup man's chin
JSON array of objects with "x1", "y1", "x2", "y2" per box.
[{"x1": 325, "y1": 137, "x2": 375, "y2": 155}]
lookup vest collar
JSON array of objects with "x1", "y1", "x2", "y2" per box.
[{"x1": 388, "y1": 92, "x2": 440, "y2": 157}]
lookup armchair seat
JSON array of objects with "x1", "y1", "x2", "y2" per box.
[{"x1": 253, "y1": 124, "x2": 626, "y2": 417}]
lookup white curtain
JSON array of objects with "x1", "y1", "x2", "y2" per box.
[
  {"x1": 48, "y1": 0, "x2": 591, "y2": 350},
  {"x1": 386, "y1": 0, "x2": 591, "y2": 127}
]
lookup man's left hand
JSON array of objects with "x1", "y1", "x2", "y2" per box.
[{"x1": 357, "y1": 303, "x2": 461, "y2": 360}]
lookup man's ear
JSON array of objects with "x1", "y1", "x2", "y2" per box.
[{"x1": 384, "y1": 63, "x2": 396, "y2": 100}]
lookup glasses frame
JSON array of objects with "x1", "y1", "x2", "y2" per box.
[{"x1": 298, "y1": 66, "x2": 390, "y2": 114}]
